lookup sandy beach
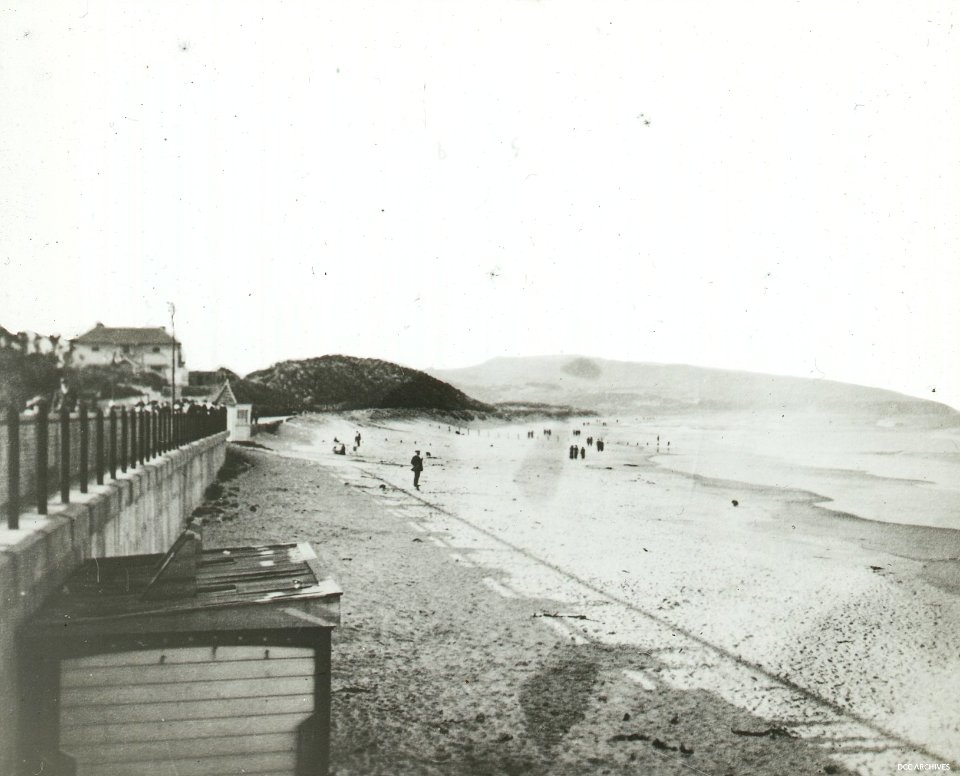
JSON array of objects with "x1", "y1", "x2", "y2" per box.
[{"x1": 204, "y1": 411, "x2": 960, "y2": 775}]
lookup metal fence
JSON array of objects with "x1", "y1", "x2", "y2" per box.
[{"x1": 1, "y1": 403, "x2": 227, "y2": 529}]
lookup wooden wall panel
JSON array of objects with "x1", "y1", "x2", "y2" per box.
[{"x1": 59, "y1": 647, "x2": 314, "y2": 776}]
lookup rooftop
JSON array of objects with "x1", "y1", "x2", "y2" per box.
[{"x1": 72, "y1": 324, "x2": 177, "y2": 346}]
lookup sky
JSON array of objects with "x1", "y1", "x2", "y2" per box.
[{"x1": 1, "y1": 1, "x2": 958, "y2": 408}]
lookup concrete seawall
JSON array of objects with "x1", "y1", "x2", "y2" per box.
[{"x1": 0, "y1": 431, "x2": 228, "y2": 775}]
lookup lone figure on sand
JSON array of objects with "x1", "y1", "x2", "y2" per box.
[{"x1": 410, "y1": 450, "x2": 424, "y2": 490}]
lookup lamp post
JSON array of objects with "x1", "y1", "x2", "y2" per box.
[{"x1": 168, "y1": 303, "x2": 177, "y2": 405}]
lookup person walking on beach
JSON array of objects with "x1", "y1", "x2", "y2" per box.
[
  {"x1": 410, "y1": 450, "x2": 424, "y2": 490},
  {"x1": 580, "y1": 446, "x2": 586, "y2": 459},
  {"x1": 355, "y1": 431, "x2": 362, "y2": 448}
]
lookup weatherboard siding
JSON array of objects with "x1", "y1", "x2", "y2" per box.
[{"x1": 60, "y1": 645, "x2": 313, "y2": 776}]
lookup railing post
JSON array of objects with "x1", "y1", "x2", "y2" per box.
[
  {"x1": 143, "y1": 407, "x2": 150, "y2": 463},
  {"x1": 6, "y1": 406, "x2": 20, "y2": 530},
  {"x1": 149, "y1": 407, "x2": 155, "y2": 460},
  {"x1": 60, "y1": 406, "x2": 70, "y2": 504},
  {"x1": 95, "y1": 407, "x2": 105, "y2": 485},
  {"x1": 128, "y1": 407, "x2": 136, "y2": 471},
  {"x1": 138, "y1": 407, "x2": 146, "y2": 466},
  {"x1": 145, "y1": 407, "x2": 152, "y2": 461},
  {"x1": 36, "y1": 402, "x2": 48, "y2": 515},
  {"x1": 108, "y1": 407, "x2": 117, "y2": 480},
  {"x1": 79, "y1": 403, "x2": 89, "y2": 494},
  {"x1": 143, "y1": 407, "x2": 150, "y2": 462},
  {"x1": 120, "y1": 407, "x2": 129, "y2": 473},
  {"x1": 153, "y1": 407, "x2": 159, "y2": 457},
  {"x1": 159, "y1": 406, "x2": 166, "y2": 453}
]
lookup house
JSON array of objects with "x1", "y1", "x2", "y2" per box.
[
  {"x1": 209, "y1": 380, "x2": 253, "y2": 441},
  {"x1": 71, "y1": 323, "x2": 186, "y2": 385}
]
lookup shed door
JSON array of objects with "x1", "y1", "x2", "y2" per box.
[{"x1": 59, "y1": 645, "x2": 314, "y2": 776}]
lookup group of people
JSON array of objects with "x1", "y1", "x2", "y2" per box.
[
  {"x1": 332, "y1": 430, "x2": 363, "y2": 456},
  {"x1": 331, "y1": 428, "x2": 426, "y2": 491},
  {"x1": 569, "y1": 435, "x2": 605, "y2": 459},
  {"x1": 585, "y1": 436, "x2": 605, "y2": 451}
]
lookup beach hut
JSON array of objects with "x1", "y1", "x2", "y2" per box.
[{"x1": 20, "y1": 525, "x2": 341, "y2": 775}]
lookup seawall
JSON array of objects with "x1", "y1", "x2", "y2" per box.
[{"x1": 0, "y1": 431, "x2": 228, "y2": 775}]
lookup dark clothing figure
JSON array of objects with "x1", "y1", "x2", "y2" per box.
[
  {"x1": 411, "y1": 451, "x2": 423, "y2": 490},
  {"x1": 355, "y1": 432, "x2": 362, "y2": 447},
  {"x1": 52, "y1": 379, "x2": 76, "y2": 413},
  {"x1": 579, "y1": 446, "x2": 585, "y2": 459}
]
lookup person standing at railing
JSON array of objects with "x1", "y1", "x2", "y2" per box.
[{"x1": 51, "y1": 377, "x2": 76, "y2": 413}]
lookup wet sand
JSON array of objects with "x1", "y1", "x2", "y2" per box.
[{"x1": 214, "y1": 411, "x2": 960, "y2": 774}]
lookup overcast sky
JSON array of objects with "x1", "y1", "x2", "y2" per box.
[{"x1": 2, "y1": 1, "x2": 958, "y2": 408}]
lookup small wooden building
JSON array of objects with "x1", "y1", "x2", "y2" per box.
[
  {"x1": 209, "y1": 381, "x2": 253, "y2": 441},
  {"x1": 21, "y1": 526, "x2": 341, "y2": 776}
]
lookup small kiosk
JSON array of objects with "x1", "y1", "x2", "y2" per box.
[
  {"x1": 209, "y1": 380, "x2": 254, "y2": 441},
  {"x1": 20, "y1": 526, "x2": 341, "y2": 776}
]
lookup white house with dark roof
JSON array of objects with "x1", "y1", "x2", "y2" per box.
[{"x1": 70, "y1": 323, "x2": 187, "y2": 385}]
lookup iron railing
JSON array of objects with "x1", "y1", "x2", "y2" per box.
[{"x1": 1, "y1": 403, "x2": 227, "y2": 529}]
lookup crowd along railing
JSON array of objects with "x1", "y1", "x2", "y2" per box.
[{"x1": 2, "y1": 402, "x2": 227, "y2": 530}]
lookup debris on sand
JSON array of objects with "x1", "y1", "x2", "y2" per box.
[
  {"x1": 608, "y1": 732, "x2": 649, "y2": 742},
  {"x1": 532, "y1": 611, "x2": 592, "y2": 621},
  {"x1": 731, "y1": 726, "x2": 794, "y2": 738},
  {"x1": 732, "y1": 499, "x2": 739, "y2": 506}
]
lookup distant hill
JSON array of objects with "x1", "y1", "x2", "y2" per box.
[
  {"x1": 428, "y1": 356, "x2": 960, "y2": 424},
  {"x1": 245, "y1": 355, "x2": 492, "y2": 414}
]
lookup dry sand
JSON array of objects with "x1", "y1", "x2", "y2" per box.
[{"x1": 203, "y1": 411, "x2": 960, "y2": 775}]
